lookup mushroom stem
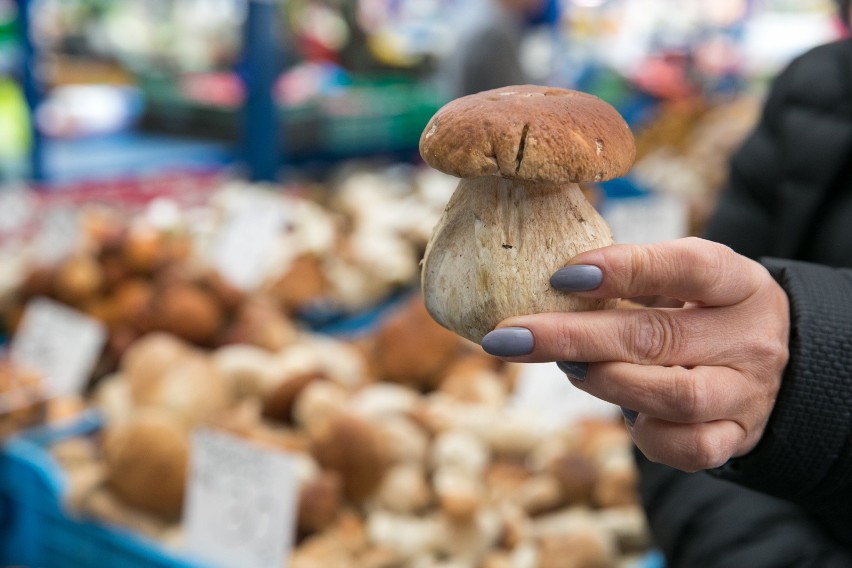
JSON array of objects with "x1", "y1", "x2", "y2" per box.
[{"x1": 422, "y1": 177, "x2": 615, "y2": 344}]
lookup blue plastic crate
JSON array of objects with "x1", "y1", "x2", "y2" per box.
[
  {"x1": 306, "y1": 287, "x2": 418, "y2": 337},
  {"x1": 0, "y1": 410, "x2": 210, "y2": 568}
]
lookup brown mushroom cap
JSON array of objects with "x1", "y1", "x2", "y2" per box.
[{"x1": 419, "y1": 85, "x2": 635, "y2": 183}]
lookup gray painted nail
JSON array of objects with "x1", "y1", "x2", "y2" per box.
[
  {"x1": 556, "y1": 361, "x2": 588, "y2": 382},
  {"x1": 550, "y1": 265, "x2": 603, "y2": 292},
  {"x1": 481, "y1": 327, "x2": 534, "y2": 357},
  {"x1": 621, "y1": 407, "x2": 639, "y2": 427}
]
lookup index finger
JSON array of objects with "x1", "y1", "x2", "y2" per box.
[
  {"x1": 566, "y1": 237, "x2": 767, "y2": 307},
  {"x1": 498, "y1": 305, "x2": 744, "y2": 366}
]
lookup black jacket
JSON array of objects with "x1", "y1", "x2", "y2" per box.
[{"x1": 637, "y1": 39, "x2": 852, "y2": 567}]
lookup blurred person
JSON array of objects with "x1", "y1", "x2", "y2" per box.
[
  {"x1": 483, "y1": 2, "x2": 852, "y2": 566},
  {"x1": 438, "y1": 0, "x2": 550, "y2": 99}
]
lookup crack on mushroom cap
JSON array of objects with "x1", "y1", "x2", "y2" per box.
[{"x1": 515, "y1": 124, "x2": 530, "y2": 175}]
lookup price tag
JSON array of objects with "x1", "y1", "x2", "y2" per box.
[
  {"x1": 9, "y1": 298, "x2": 107, "y2": 397},
  {"x1": 212, "y1": 200, "x2": 289, "y2": 291},
  {"x1": 0, "y1": 188, "x2": 34, "y2": 235},
  {"x1": 603, "y1": 194, "x2": 689, "y2": 244},
  {"x1": 32, "y1": 207, "x2": 82, "y2": 264},
  {"x1": 183, "y1": 428, "x2": 299, "y2": 568}
]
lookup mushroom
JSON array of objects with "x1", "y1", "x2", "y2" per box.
[
  {"x1": 532, "y1": 507, "x2": 618, "y2": 568},
  {"x1": 53, "y1": 253, "x2": 104, "y2": 306},
  {"x1": 537, "y1": 530, "x2": 618, "y2": 568},
  {"x1": 80, "y1": 488, "x2": 173, "y2": 540},
  {"x1": 297, "y1": 470, "x2": 344, "y2": 536},
  {"x1": 367, "y1": 511, "x2": 443, "y2": 561},
  {"x1": 101, "y1": 409, "x2": 190, "y2": 520},
  {"x1": 433, "y1": 466, "x2": 485, "y2": 522},
  {"x1": 211, "y1": 343, "x2": 277, "y2": 400},
  {"x1": 309, "y1": 412, "x2": 391, "y2": 504},
  {"x1": 348, "y1": 383, "x2": 421, "y2": 422},
  {"x1": 373, "y1": 462, "x2": 433, "y2": 514},
  {"x1": 150, "y1": 282, "x2": 224, "y2": 346},
  {"x1": 513, "y1": 473, "x2": 565, "y2": 516},
  {"x1": 125, "y1": 348, "x2": 231, "y2": 428},
  {"x1": 373, "y1": 415, "x2": 431, "y2": 466},
  {"x1": 219, "y1": 296, "x2": 297, "y2": 352},
  {"x1": 92, "y1": 374, "x2": 134, "y2": 424},
  {"x1": 430, "y1": 429, "x2": 490, "y2": 476},
  {"x1": 438, "y1": 353, "x2": 509, "y2": 407},
  {"x1": 419, "y1": 85, "x2": 635, "y2": 343},
  {"x1": 481, "y1": 545, "x2": 539, "y2": 568},
  {"x1": 291, "y1": 514, "x2": 379, "y2": 568},
  {"x1": 121, "y1": 332, "x2": 193, "y2": 401},
  {"x1": 368, "y1": 295, "x2": 461, "y2": 391}
]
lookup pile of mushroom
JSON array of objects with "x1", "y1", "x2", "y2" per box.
[
  {"x1": 1, "y1": 169, "x2": 456, "y2": 396},
  {"x1": 52, "y1": 294, "x2": 650, "y2": 567}
]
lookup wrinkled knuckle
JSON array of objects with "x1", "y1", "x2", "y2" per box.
[
  {"x1": 553, "y1": 320, "x2": 575, "y2": 353},
  {"x1": 628, "y1": 310, "x2": 681, "y2": 364},
  {"x1": 687, "y1": 430, "x2": 732, "y2": 472},
  {"x1": 673, "y1": 373, "x2": 708, "y2": 421},
  {"x1": 699, "y1": 242, "x2": 737, "y2": 296},
  {"x1": 626, "y1": 245, "x2": 653, "y2": 288},
  {"x1": 756, "y1": 335, "x2": 788, "y2": 366},
  {"x1": 748, "y1": 331, "x2": 789, "y2": 373},
  {"x1": 608, "y1": 245, "x2": 644, "y2": 292},
  {"x1": 694, "y1": 237, "x2": 734, "y2": 261}
]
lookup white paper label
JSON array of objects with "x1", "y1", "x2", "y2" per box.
[
  {"x1": 212, "y1": 201, "x2": 288, "y2": 291},
  {"x1": 9, "y1": 297, "x2": 107, "y2": 397},
  {"x1": 0, "y1": 188, "x2": 34, "y2": 235},
  {"x1": 33, "y1": 207, "x2": 81, "y2": 264},
  {"x1": 183, "y1": 429, "x2": 299, "y2": 568},
  {"x1": 603, "y1": 194, "x2": 689, "y2": 244}
]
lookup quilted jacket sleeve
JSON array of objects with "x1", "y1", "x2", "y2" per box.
[{"x1": 708, "y1": 259, "x2": 852, "y2": 547}]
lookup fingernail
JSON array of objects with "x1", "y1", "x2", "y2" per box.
[
  {"x1": 556, "y1": 361, "x2": 588, "y2": 382},
  {"x1": 621, "y1": 407, "x2": 639, "y2": 427},
  {"x1": 481, "y1": 327, "x2": 534, "y2": 357},
  {"x1": 550, "y1": 265, "x2": 603, "y2": 292}
]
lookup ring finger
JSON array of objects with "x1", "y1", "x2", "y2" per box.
[{"x1": 572, "y1": 362, "x2": 750, "y2": 424}]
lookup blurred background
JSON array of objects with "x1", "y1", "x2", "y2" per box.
[
  {"x1": 0, "y1": 1, "x2": 846, "y2": 568},
  {"x1": 0, "y1": 0, "x2": 842, "y2": 184}
]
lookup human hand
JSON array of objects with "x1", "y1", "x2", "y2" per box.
[{"x1": 480, "y1": 237, "x2": 790, "y2": 472}]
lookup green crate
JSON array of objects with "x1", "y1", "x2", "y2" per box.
[{"x1": 135, "y1": 71, "x2": 446, "y2": 158}]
